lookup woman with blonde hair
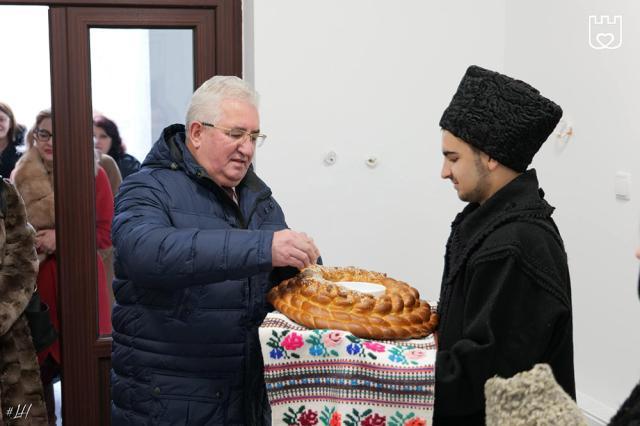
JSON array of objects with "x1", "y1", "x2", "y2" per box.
[{"x1": 12, "y1": 109, "x2": 114, "y2": 424}]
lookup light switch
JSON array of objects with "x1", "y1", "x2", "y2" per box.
[{"x1": 615, "y1": 171, "x2": 631, "y2": 200}]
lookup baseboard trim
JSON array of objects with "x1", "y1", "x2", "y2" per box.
[
  {"x1": 578, "y1": 391, "x2": 615, "y2": 426},
  {"x1": 582, "y1": 409, "x2": 608, "y2": 426}
]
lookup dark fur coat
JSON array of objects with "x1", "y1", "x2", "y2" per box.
[{"x1": 0, "y1": 178, "x2": 47, "y2": 425}]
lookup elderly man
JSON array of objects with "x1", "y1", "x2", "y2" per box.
[
  {"x1": 111, "y1": 76, "x2": 320, "y2": 425},
  {"x1": 434, "y1": 66, "x2": 575, "y2": 425}
]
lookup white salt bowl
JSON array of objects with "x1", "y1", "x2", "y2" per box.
[{"x1": 336, "y1": 281, "x2": 386, "y2": 297}]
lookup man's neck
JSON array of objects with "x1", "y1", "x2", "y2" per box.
[{"x1": 479, "y1": 171, "x2": 522, "y2": 205}]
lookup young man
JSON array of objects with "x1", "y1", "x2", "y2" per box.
[{"x1": 434, "y1": 65, "x2": 575, "y2": 424}]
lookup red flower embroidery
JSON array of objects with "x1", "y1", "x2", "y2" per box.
[
  {"x1": 298, "y1": 409, "x2": 319, "y2": 426},
  {"x1": 404, "y1": 418, "x2": 426, "y2": 426},
  {"x1": 363, "y1": 341, "x2": 386, "y2": 352},
  {"x1": 281, "y1": 332, "x2": 304, "y2": 351},
  {"x1": 330, "y1": 411, "x2": 342, "y2": 426},
  {"x1": 362, "y1": 413, "x2": 386, "y2": 426}
]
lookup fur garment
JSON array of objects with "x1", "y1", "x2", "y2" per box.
[
  {"x1": 440, "y1": 65, "x2": 562, "y2": 172},
  {"x1": 0, "y1": 178, "x2": 48, "y2": 425},
  {"x1": 11, "y1": 148, "x2": 55, "y2": 233},
  {"x1": 484, "y1": 363, "x2": 586, "y2": 425}
]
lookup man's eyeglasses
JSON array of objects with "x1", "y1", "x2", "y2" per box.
[
  {"x1": 201, "y1": 122, "x2": 266, "y2": 147},
  {"x1": 35, "y1": 128, "x2": 53, "y2": 142}
]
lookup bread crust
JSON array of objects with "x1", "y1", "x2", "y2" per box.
[{"x1": 267, "y1": 265, "x2": 439, "y2": 340}]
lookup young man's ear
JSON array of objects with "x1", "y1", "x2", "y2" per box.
[
  {"x1": 487, "y1": 156, "x2": 500, "y2": 171},
  {"x1": 188, "y1": 121, "x2": 204, "y2": 149}
]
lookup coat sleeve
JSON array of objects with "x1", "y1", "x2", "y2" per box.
[
  {"x1": 0, "y1": 179, "x2": 38, "y2": 336},
  {"x1": 112, "y1": 172, "x2": 274, "y2": 289},
  {"x1": 435, "y1": 252, "x2": 570, "y2": 417}
]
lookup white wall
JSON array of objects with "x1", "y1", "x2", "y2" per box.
[
  {"x1": 249, "y1": 0, "x2": 639, "y2": 422},
  {"x1": 250, "y1": 0, "x2": 506, "y2": 298},
  {"x1": 505, "y1": 1, "x2": 640, "y2": 421}
]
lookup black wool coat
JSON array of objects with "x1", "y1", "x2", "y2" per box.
[{"x1": 433, "y1": 169, "x2": 576, "y2": 425}]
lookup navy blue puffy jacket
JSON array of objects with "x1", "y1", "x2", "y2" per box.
[{"x1": 111, "y1": 124, "x2": 290, "y2": 425}]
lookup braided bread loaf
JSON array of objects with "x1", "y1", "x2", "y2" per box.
[{"x1": 267, "y1": 265, "x2": 438, "y2": 340}]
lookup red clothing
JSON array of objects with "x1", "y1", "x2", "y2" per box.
[
  {"x1": 37, "y1": 167, "x2": 114, "y2": 364},
  {"x1": 36, "y1": 255, "x2": 59, "y2": 365},
  {"x1": 96, "y1": 166, "x2": 114, "y2": 251},
  {"x1": 95, "y1": 167, "x2": 114, "y2": 335}
]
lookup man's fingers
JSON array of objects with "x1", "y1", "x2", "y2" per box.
[
  {"x1": 272, "y1": 229, "x2": 320, "y2": 268},
  {"x1": 292, "y1": 232, "x2": 320, "y2": 265},
  {"x1": 289, "y1": 247, "x2": 312, "y2": 269},
  {"x1": 285, "y1": 249, "x2": 306, "y2": 270}
]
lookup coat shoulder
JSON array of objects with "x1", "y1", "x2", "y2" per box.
[
  {"x1": 472, "y1": 219, "x2": 571, "y2": 306},
  {"x1": 478, "y1": 219, "x2": 564, "y2": 259}
]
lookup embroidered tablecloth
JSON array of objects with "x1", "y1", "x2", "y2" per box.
[{"x1": 259, "y1": 311, "x2": 436, "y2": 426}]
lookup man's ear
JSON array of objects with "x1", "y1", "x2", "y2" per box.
[
  {"x1": 188, "y1": 121, "x2": 204, "y2": 149},
  {"x1": 487, "y1": 156, "x2": 500, "y2": 172}
]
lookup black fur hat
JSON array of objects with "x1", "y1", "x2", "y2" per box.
[{"x1": 440, "y1": 65, "x2": 563, "y2": 172}]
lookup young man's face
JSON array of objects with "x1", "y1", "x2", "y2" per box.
[{"x1": 441, "y1": 130, "x2": 492, "y2": 204}]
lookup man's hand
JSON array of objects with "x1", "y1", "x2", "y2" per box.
[
  {"x1": 35, "y1": 229, "x2": 56, "y2": 255},
  {"x1": 272, "y1": 229, "x2": 320, "y2": 269}
]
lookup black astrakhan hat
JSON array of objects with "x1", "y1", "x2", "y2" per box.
[{"x1": 439, "y1": 65, "x2": 563, "y2": 172}]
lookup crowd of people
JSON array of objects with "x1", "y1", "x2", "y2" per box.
[{"x1": 0, "y1": 103, "x2": 140, "y2": 424}]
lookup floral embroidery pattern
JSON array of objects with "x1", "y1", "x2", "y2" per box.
[
  {"x1": 282, "y1": 406, "x2": 319, "y2": 425},
  {"x1": 361, "y1": 413, "x2": 386, "y2": 426},
  {"x1": 299, "y1": 409, "x2": 319, "y2": 426},
  {"x1": 306, "y1": 330, "x2": 341, "y2": 357},
  {"x1": 284, "y1": 405, "x2": 425, "y2": 426},
  {"x1": 387, "y1": 346, "x2": 424, "y2": 365},
  {"x1": 345, "y1": 335, "x2": 379, "y2": 360},
  {"x1": 266, "y1": 326, "x2": 432, "y2": 364},
  {"x1": 402, "y1": 419, "x2": 426, "y2": 426},
  {"x1": 343, "y1": 409, "x2": 376, "y2": 426},
  {"x1": 330, "y1": 412, "x2": 342, "y2": 426},
  {"x1": 266, "y1": 330, "x2": 302, "y2": 359},
  {"x1": 320, "y1": 406, "x2": 342, "y2": 426},
  {"x1": 322, "y1": 331, "x2": 345, "y2": 347},
  {"x1": 363, "y1": 341, "x2": 386, "y2": 353},
  {"x1": 404, "y1": 348, "x2": 428, "y2": 361},
  {"x1": 389, "y1": 411, "x2": 426, "y2": 426}
]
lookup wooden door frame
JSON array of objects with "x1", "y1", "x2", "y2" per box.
[{"x1": 0, "y1": 1, "x2": 241, "y2": 424}]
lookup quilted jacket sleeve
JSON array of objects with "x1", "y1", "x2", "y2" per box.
[{"x1": 112, "y1": 172, "x2": 274, "y2": 289}]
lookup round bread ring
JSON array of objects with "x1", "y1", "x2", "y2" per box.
[{"x1": 267, "y1": 265, "x2": 439, "y2": 340}]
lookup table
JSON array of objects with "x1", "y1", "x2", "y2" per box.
[{"x1": 259, "y1": 312, "x2": 436, "y2": 426}]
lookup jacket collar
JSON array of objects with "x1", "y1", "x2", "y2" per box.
[{"x1": 444, "y1": 169, "x2": 556, "y2": 284}]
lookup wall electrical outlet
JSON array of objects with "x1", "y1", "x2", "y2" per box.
[{"x1": 614, "y1": 171, "x2": 631, "y2": 200}]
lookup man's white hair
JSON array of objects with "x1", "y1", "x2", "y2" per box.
[{"x1": 185, "y1": 75, "x2": 258, "y2": 126}]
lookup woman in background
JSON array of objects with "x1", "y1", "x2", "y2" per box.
[
  {"x1": 12, "y1": 109, "x2": 114, "y2": 424},
  {"x1": 0, "y1": 102, "x2": 25, "y2": 177},
  {"x1": 93, "y1": 115, "x2": 140, "y2": 180}
]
